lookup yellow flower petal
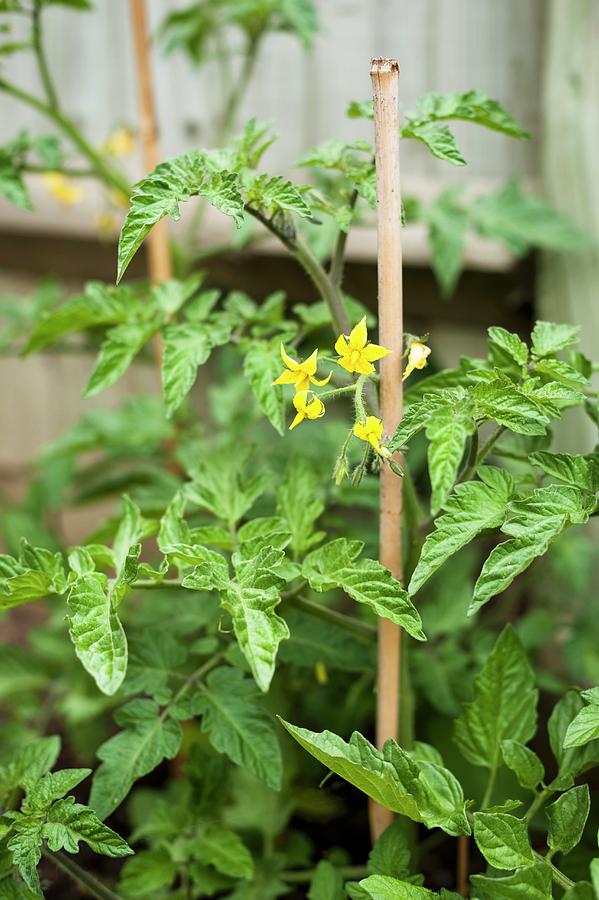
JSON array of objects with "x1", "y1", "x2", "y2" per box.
[
  {"x1": 335, "y1": 333, "x2": 349, "y2": 355},
  {"x1": 337, "y1": 356, "x2": 357, "y2": 374},
  {"x1": 352, "y1": 357, "x2": 376, "y2": 376},
  {"x1": 363, "y1": 343, "x2": 391, "y2": 362},
  {"x1": 348, "y1": 316, "x2": 368, "y2": 350},
  {"x1": 273, "y1": 370, "x2": 300, "y2": 386},
  {"x1": 295, "y1": 373, "x2": 311, "y2": 393},
  {"x1": 402, "y1": 362, "x2": 415, "y2": 382},
  {"x1": 289, "y1": 410, "x2": 305, "y2": 430},
  {"x1": 280, "y1": 343, "x2": 300, "y2": 371},
  {"x1": 311, "y1": 371, "x2": 332, "y2": 387},
  {"x1": 303, "y1": 348, "x2": 319, "y2": 376}
]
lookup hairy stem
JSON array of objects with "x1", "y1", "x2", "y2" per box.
[
  {"x1": 42, "y1": 848, "x2": 123, "y2": 900},
  {"x1": 289, "y1": 594, "x2": 375, "y2": 641},
  {"x1": 524, "y1": 787, "x2": 553, "y2": 823},
  {"x1": 329, "y1": 187, "x2": 359, "y2": 287}
]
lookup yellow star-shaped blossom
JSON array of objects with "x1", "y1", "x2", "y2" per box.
[
  {"x1": 43, "y1": 172, "x2": 84, "y2": 207},
  {"x1": 403, "y1": 340, "x2": 431, "y2": 381},
  {"x1": 289, "y1": 390, "x2": 325, "y2": 430},
  {"x1": 353, "y1": 416, "x2": 384, "y2": 452},
  {"x1": 335, "y1": 317, "x2": 390, "y2": 375},
  {"x1": 273, "y1": 344, "x2": 331, "y2": 394}
]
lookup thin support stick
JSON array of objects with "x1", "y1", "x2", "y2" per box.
[
  {"x1": 128, "y1": 0, "x2": 172, "y2": 330},
  {"x1": 369, "y1": 57, "x2": 404, "y2": 841}
]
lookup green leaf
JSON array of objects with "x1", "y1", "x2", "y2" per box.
[
  {"x1": 187, "y1": 452, "x2": 268, "y2": 527},
  {"x1": 401, "y1": 121, "x2": 465, "y2": 166},
  {"x1": 192, "y1": 825, "x2": 253, "y2": 879},
  {"x1": 422, "y1": 189, "x2": 468, "y2": 297},
  {"x1": 0, "y1": 736, "x2": 60, "y2": 798},
  {"x1": 549, "y1": 691, "x2": 599, "y2": 788},
  {"x1": 471, "y1": 485, "x2": 595, "y2": 613},
  {"x1": 473, "y1": 811, "x2": 534, "y2": 869},
  {"x1": 66, "y1": 573, "x2": 127, "y2": 695},
  {"x1": 302, "y1": 539, "x2": 424, "y2": 640},
  {"x1": 500, "y1": 741, "x2": 544, "y2": 790},
  {"x1": 125, "y1": 632, "x2": 187, "y2": 700},
  {"x1": 245, "y1": 173, "x2": 312, "y2": 218},
  {"x1": 112, "y1": 494, "x2": 143, "y2": 576},
  {"x1": 454, "y1": 625, "x2": 537, "y2": 769},
  {"x1": 243, "y1": 341, "x2": 286, "y2": 435},
  {"x1": 6, "y1": 817, "x2": 43, "y2": 896},
  {"x1": 279, "y1": 609, "x2": 374, "y2": 673},
  {"x1": 415, "y1": 91, "x2": 529, "y2": 138},
  {"x1": 221, "y1": 573, "x2": 289, "y2": 691},
  {"x1": 347, "y1": 99, "x2": 374, "y2": 120},
  {"x1": 280, "y1": 722, "x2": 470, "y2": 836},
  {"x1": 563, "y1": 884, "x2": 595, "y2": 900},
  {"x1": 488, "y1": 327, "x2": 529, "y2": 367},
  {"x1": 473, "y1": 376, "x2": 551, "y2": 435},
  {"x1": 192, "y1": 666, "x2": 282, "y2": 790},
  {"x1": 308, "y1": 860, "x2": 344, "y2": 900},
  {"x1": 409, "y1": 467, "x2": 514, "y2": 595},
  {"x1": 42, "y1": 797, "x2": 132, "y2": 856},
  {"x1": 426, "y1": 397, "x2": 475, "y2": 514},
  {"x1": 546, "y1": 785, "x2": 589, "y2": 855},
  {"x1": 531, "y1": 320, "x2": 580, "y2": 356},
  {"x1": 23, "y1": 768, "x2": 91, "y2": 813},
  {"x1": 24, "y1": 282, "x2": 140, "y2": 354},
  {"x1": 90, "y1": 699, "x2": 182, "y2": 819},
  {"x1": 390, "y1": 392, "x2": 457, "y2": 451},
  {"x1": 471, "y1": 180, "x2": 585, "y2": 253},
  {"x1": 564, "y1": 704, "x2": 599, "y2": 749},
  {"x1": 117, "y1": 848, "x2": 177, "y2": 897},
  {"x1": 367, "y1": 820, "x2": 411, "y2": 878},
  {"x1": 530, "y1": 452, "x2": 599, "y2": 493},
  {"x1": 471, "y1": 863, "x2": 552, "y2": 899},
  {"x1": 358, "y1": 875, "x2": 437, "y2": 898},
  {"x1": 161, "y1": 322, "x2": 213, "y2": 417},
  {"x1": 83, "y1": 322, "x2": 155, "y2": 398},
  {"x1": 0, "y1": 154, "x2": 31, "y2": 210},
  {"x1": 118, "y1": 155, "x2": 244, "y2": 281},
  {"x1": 277, "y1": 458, "x2": 325, "y2": 555}
]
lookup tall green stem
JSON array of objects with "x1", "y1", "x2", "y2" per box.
[
  {"x1": 0, "y1": 78, "x2": 131, "y2": 196},
  {"x1": 42, "y1": 848, "x2": 123, "y2": 900},
  {"x1": 31, "y1": 0, "x2": 59, "y2": 109}
]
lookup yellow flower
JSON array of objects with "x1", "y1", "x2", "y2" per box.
[
  {"x1": 43, "y1": 172, "x2": 84, "y2": 206},
  {"x1": 273, "y1": 344, "x2": 331, "y2": 394},
  {"x1": 403, "y1": 340, "x2": 431, "y2": 381},
  {"x1": 102, "y1": 127, "x2": 135, "y2": 157},
  {"x1": 335, "y1": 316, "x2": 390, "y2": 374},
  {"x1": 353, "y1": 416, "x2": 384, "y2": 452},
  {"x1": 289, "y1": 390, "x2": 325, "y2": 430}
]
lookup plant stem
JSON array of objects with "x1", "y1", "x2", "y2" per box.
[
  {"x1": 533, "y1": 851, "x2": 575, "y2": 890},
  {"x1": 220, "y1": 34, "x2": 261, "y2": 143},
  {"x1": 524, "y1": 787, "x2": 553, "y2": 823},
  {"x1": 281, "y1": 864, "x2": 369, "y2": 884},
  {"x1": 459, "y1": 425, "x2": 505, "y2": 484},
  {"x1": 289, "y1": 594, "x2": 376, "y2": 641},
  {"x1": 22, "y1": 164, "x2": 96, "y2": 177},
  {"x1": 0, "y1": 78, "x2": 130, "y2": 195},
  {"x1": 481, "y1": 763, "x2": 498, "y2": 809},
  {"x1": 31, "y1": 0, "x2": 59, "y2": 109},
  {"x1": 329, "y1": 187, "x2": 359, "y2": 286},
  {"x1": 42, "y1": 848, "x2": 123, "y2": 900}
]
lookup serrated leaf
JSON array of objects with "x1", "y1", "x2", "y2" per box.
[
  {"x1": 125, "y1": 632, "x2": 187, "y2": 700},
  {"x1": 193, "y1": 825, "x2": 253, "y2": 879},
  {"x1": 546, "y1": 785, "x2": 589, "y2": 855},
  {"x1": 471, "y1": 485, "x2": 595, "y2": 613},
  {"x1": 6, "y1": 817, "x2": 42, "y2": 896},
  {"x1": 23, "y1": 768, "x2": 91, "y2": 813},
  {"x1": 117, "y1": 848, "x2": 177, "y2": 897},
  {"x1": 0, "y1": 736, "x2": 60, "y2": 798},
  {"x1": 402, "y1": 121, "x2": 465, "y2": 166},
  {"x1": 488, "y1": 326, "x2": 529, "y2": 367},
  {"x1": 358, "y1": 876, "x2": 438, "y2": 899},
  {"x1": 474, "y1": 376, "x2": 551, "y2": 435},
  {"x1": 83, "y1": 322, "x2": 155, "y2": 398},
  {"x1": 500, "y1": 741, "x2": 544, "y2": 790},
  {"x1": 409, "y1": 467, "x2": 514, "y2": 595},
  {"x1": 243, "y1": 341, "x2": 285, "y2": 435},
  {"x1": 302, "y1": 539, "x2": 424, "y2": 640},
  {"x1": 118, "y1": 157, "x2": 244, "y2": 281},
  {"x1": 422, "y1": 189, "x2": 468, "y2": 297},
  {"x1": 549, "y1": 691, "x2": 599, "y2": 788},
  {"x1": 90, "y1": 699, "x2": 182, "y2": 819},
  {"x1": 530, "y1": 451, "x2": 599, "y2": 493},
  {"x1": 277, "y1": 458, "x2": 325, "y2": 556},
  {"x1": 531, "y1": 320, "x2": 580, "y2": 356},
  {"x1": 221, "y1": 579, "x2": 288, "y2": 692},
  {"x1": 415, "y1": 91, "x2": 529, "y2": 138},
  {"x1": 67, "y1": 573, "x2": 127, "y2": 695},
  {"x1": 42, "y1": 797, "x2": 132, "y2": 856},
  {"x1": 473, "y1": 811, "x2": 534, "y2": 869},
  {"x1": 245, "y1": 173, "x2": 312, "y2": 218},
  {"x1": 390, "y1": 392, "x2": 458, "y2": 451},
  {"x1": 471, "y1": 863, "x2": 552, "y2": 899},
  {"x1": 280, "y1": 722, "x2": 470, "y2": 836},
  {"x1": 426, "y1": 398, "x2": 475, "y2": 513},
  {"x1": 160, "y1": 322, "x2": 213, "y2": 417},
  {"x1": 0, "y1": 155, "x2": 31, "y2": 210},
  {"x1": 564, "y1": 702, "x2": 599, "y2": 749},
  {"x1": 454, "y1": 625, "x2": 537, "y2": 769},
  {"x1": 368, "y1": 820, "x2": 411, "y2": 878},
  {"x1": 192, "y1": 666, "x2": 282, "y2": 789}
]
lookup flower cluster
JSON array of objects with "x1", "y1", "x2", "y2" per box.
[{"x1": 272, "y1": 316, "x2": 431, "y2": 480}]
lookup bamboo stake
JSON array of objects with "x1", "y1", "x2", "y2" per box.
[
  {"x1": 369, "y1": 57, "x2": 403, "y2": 841},
  {"x1": 457, "y1": 835, "x2": 469, "y2": 896},
  {"x1": 128, "y1": 0, "x2": 172, "y2": 299}
]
